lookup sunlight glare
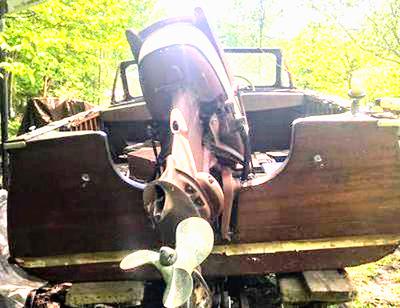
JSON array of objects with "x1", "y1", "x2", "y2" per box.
[{"x1": 152, "y1": 0, "x2": 377, "y2": 39}]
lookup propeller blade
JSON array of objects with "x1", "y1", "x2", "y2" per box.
[
  {"x1": 163, "y1": 268, "x2": 193, "y2": 308},
  {"x1": 120, "y1": 218, "x2": 214, "y2": 308},
  {"x1": 120, "y1": 249, "x2": 174, "y2": 289},
  {"x1": 120, "y1": 250, "x2": 159, "y2": 270},
  {"x1": 175, "y1": 217, "x2": 214, "y2": 273}
]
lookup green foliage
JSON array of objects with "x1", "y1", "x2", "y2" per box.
[
  {"x1": 211, "y1": 0, "x2": 278, "y2": 47},
  {"x1": 1, "y1": 0, "x2": 154, "y2": 114},
  {"x1": 358, "y1": 0, "x2": 400, "y2": 65},
  {"x1": 210, "y1": 0, "x2": 400, "y2": 104},
  {"x1": 7, "y1": 117, "x2": 20, "y2": 138},
  {"x1": 2, "y1": 0, "x2": 400, "y2": 122},
  {"x1": 284, "y1": 0, "x2": 400, "y2": 102},
  {"x1": 284, "y1": 23, "x2": 360, "y2": 97}
]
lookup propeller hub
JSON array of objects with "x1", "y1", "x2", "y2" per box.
[{"x1": 159, "y1": 246, "x2": 178, "y2": 266}]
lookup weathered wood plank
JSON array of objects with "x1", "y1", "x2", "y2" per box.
[
  {"x1": 65, "y1": 281, "x2": 144, "y2": 307},
  {"x1": 279, "y1": 269, "x2": 355, "y2": 307},
  {"x1": 303, "y1": 270, "x2": 356, "y2": 302},
  {"x1": 278, "y1": 273, "x2": 310, "y2": 304}
]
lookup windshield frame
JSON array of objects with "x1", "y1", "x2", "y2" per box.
[
  {"x1": 111, "y1": 47, "x2": 293, "y2": 105},
  {"x1": 223, "y1": 47, "x2": 291, "y2": 89}
]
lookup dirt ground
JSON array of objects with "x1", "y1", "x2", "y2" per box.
[
  {"x1": 345, "y1": 247, "x2": 400, "y2": 307},
  {"x1": 244, "y1": 248, "x2": 400, "y2": 307},
  {"x1": 244, "y1": 247, "x2": 400, "y2": 308}
]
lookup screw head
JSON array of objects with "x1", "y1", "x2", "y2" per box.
[
  {"x1": 81, "y1": 173, "x2": 90, "y2": 182},
  {"x1": 313, "y1": 154, "x2": 322, "y2": 163}
]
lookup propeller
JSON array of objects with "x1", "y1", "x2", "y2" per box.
[{"x1": 120, "y1": 217, "x2": 214, "y2": 308}]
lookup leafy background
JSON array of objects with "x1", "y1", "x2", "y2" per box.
[{"x1": 1, "y1": 0, "x2": 400, "y2": 135}]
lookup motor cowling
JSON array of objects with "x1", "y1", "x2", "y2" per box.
[{"x1": 137, "y1": 21, "x2": 231, "y2": 121}]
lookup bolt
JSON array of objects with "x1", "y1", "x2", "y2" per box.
[
  {"x1": 185, "y1": 184, "x2": 195, "y2": 194},
  {"x1": 172, "y1": 121, "x2": 179, "y2": 131},
  {"x1": 159, "y1": 246, "x2": 177, "y2": 266},
  {"x1": 194, "y1": 197, "x2": 205, "y2": 207}
]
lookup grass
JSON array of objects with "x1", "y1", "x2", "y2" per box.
[{"x1": 346, "y1": 247, "x2": 400, "y2": 307}]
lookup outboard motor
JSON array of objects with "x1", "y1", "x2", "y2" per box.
[{"x1": 120, "y1": 8, "x2": 250, "y2": 307}]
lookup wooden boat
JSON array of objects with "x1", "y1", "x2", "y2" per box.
[{"x1": 4, "y1": 8, "x2": 400, "y2": 307}]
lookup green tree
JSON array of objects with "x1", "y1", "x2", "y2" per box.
[
  {"x1": 284, "y1": 23, "x2": 361, "y2": 97},
  {"x1": 212, "y1": 0, "x2": 278, "y2": 47},
  {"x1": 285, "y1": 0, "x2": 400, "y2": 102},
  {"x1": 1, "y1": 0, "x2": 154, "y2": 114}
]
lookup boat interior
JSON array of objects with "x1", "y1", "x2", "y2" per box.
[
  {"x1": 8, "y1": 87, "x2": 348, "y2": 185},
  {"x1": 100, "y1": 89, "x2": 345, "y2": 182}
]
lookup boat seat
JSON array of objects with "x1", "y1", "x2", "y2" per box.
[
  {"x1": 126, "y1": 145, "x2": 158, "y2": 182},
  {"x1": 241, "y1": 92, "x2": 305, "y2": 112}
]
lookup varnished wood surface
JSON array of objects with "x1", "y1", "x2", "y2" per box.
[
  {"x1": 237, "y1": 115, "x2": 400, "y2": 243},
  {"x1": 8, "y1": 132, "x2": 159, "y2": 258}
]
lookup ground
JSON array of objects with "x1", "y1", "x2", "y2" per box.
[
  {"x1": 346, "y1": 247, "x2": 400, "y2": 307},
  {"x1": 233, "y1": 248, "x2": 400, "y2": 308},
  {"x1": 244, "y1": 248, "x2": 400, "y2": 308}
]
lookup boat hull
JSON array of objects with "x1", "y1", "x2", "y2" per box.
[{"x1": 6, "y1": 113, "x2": 400, "y2": 282}]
